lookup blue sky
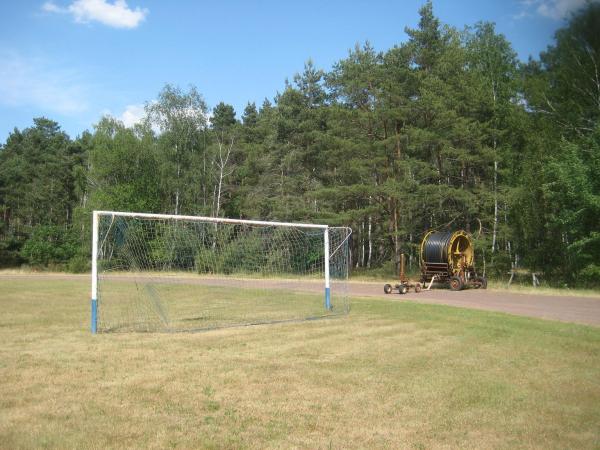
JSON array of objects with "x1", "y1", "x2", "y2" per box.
[{"x1": 0, "y1": 0, "x2": 592, "y2": 141}]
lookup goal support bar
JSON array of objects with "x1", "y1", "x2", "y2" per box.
[
  {"x1": 91, "y1": 211, "x2": 99, "y2": 334},
  {"x1": 324, "y1": 227, "x2": 331, "y2": 310},
  {"x1": 90, "y1": 211, "x2": 336, "y2": 333}
]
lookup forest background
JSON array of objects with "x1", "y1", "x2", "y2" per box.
[{"x1": 1, "y1": 2, "x2": 599, "y2": 287}]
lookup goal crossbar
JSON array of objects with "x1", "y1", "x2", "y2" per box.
[{"x1": 93, "y1": 210, "x2": 329, "y2": 229}]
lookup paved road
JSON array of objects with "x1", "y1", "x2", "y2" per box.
[
  {"x1": 348, "y1": 282, "x2": 600, "y2": 327},
  {"x1": 2, "y1": 273, "x2": 599, "y2": 327}
]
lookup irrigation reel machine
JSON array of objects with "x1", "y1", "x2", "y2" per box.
[{"x1": 384, "y1": 230, "x2": 487, "y2": 295}]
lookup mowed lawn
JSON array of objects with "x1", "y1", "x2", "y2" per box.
[{"x1": 1, "y1": 279, "x2": 599, "y2": 449}]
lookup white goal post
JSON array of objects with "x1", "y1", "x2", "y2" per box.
[{"x1": 91, "y1": 211, "x2": 352, "y2": 333}]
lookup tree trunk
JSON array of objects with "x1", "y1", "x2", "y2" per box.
[
  {"x1": 358, "y1": 221, "x2": 365, "y2": 268},
  {"x1": 175, "y1": 162, "x2": 180, "y2": 215},
  {"x1": 491, "y1": 83, "x2": 499, "y2": 252},
  {"x1": 393, "y1": 201, "x2": 400, "y2": 272},
  {"x1": 213, "y1": 136, "x2": 234, "y2": 219},
  {"x1": 367, "y1": 215, "x2": 372, "y2": 269},
  {"x1": 215, "y1": 163, "x2": 223, "y2": 218},
  {"x1": 202, "y1": 147, "x2": 206, "y2": 210},
  {"x1": 492, "y1": 157, "x2": 498, "y2": 253}
]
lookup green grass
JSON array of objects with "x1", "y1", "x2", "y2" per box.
[
  {"x1": 97, "y1": 280, "x2": 337, "y2": 332},
  {"x1": 1, "y1": 278, "x2": 599, "y2": 449}
]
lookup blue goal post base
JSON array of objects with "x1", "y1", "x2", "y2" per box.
[{"x1": 91, "y1": 299, "x2": 97, "y2": 334}]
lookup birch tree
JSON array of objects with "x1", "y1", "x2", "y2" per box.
[
  {"x1": 466, "y1": 22, "x2": 518, "y2": 253},
  {"x1": 146, "y1": 84, "x2": 208, "y2": 215},
  {"x1": 210, "y1": 102, "x2": 237, "y2": 218}
]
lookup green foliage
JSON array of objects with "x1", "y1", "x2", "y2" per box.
[
  {"x1": 517, "y1": 3, "x2": 600, "y2": 284},
  {"x1": 146, "y1": 84, "x2": 209, "y2": 215},
  {"x1": 88, "y1": 117, "x2": 161, "y2": 212},
  {"x1": 20, "y1": 225, "x2": 78, "y2": 267},
  {"x1": 148, "y1": 224, "x2": 198, "y2": 270},
  {"x1": 192, "y1": 227, "x2": 324, "y2": 276},
  {"x1": 0, "y1": 118, "x2": 86, "y2": 269},
  {"x1": 0, "y1": 118, "x2": 81, "y2": 228},
  {"x1": 211, "y1": 102, "x2": 237, "y2": 134},
  {"x1": 533, "y1": 3, "x2": 600, "y2": 135},
  {"x1": 67, "y1": 255, "x2": 90, "y2": 273},
  {"x1": 0, "y1": 235, "x2": 24, "y2": 268},
  {"x1": 579, "y1": 264, "x2": 600, "y2": 288},
  {"x1": 1, "y1": 3, "x2": 599, "y2": 287}
]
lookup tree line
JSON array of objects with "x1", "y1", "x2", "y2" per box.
[{"x1": 1, "y1": 1, "x2": 599, "y2": 286}]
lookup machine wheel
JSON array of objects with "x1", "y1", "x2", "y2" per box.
[
  {"x1": 399, "y1": 285, "x2": 408, "y2": 294},
  {"x1": 449, "y1": 276, "x2": 463, "y2": 291},
  {"x1": 472, "y1": 276, "x2": 488, "y2": 289},
  {"x1": 384, "y1": 283, "x2": 393, "y2": 294},
  {"x1": 414, "y1": 283, "x2": 422, "y2": 293},
  {"x1": 479, "y1": 276, "x2": 488, "y2": 289}
]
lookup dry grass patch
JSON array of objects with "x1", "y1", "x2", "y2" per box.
[
  {"x1": 0, "y1": 278, "x2": 599, "y2": 449},
  {"x1": 486, "y1": 281, "x2": 600, "y2": 298}
]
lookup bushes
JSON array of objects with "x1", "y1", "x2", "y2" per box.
[
  {"x1": 67, "y1": 254, "x2": 90, "y2": 273},
  {"x1": 20, "y1": 225, "x2": 79, "y2": 269},
  {"x1": 0, "y1": 236, "x2": 24, "y2": 268},
  {"x1": 578, "y1": 264, "x2": 600, "y2": 288}
]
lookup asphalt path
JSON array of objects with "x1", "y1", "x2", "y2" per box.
[{"x1": 349, "y1": 281, "x2": 600, "y2": 327}]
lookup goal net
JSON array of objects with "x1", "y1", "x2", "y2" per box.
[{"x1": 91, "y1": 211, "x2": 352, "y2": 332}]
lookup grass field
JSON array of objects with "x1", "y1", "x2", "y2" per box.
[
  {"x1": 97, "y1": 279, "x2": 340, "y2": 332},
  {"x1": 1, "y1": 278, "x2": 599, "y2": 449}
]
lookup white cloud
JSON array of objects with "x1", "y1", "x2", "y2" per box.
[
  {"x1": 119, "y1": 103, "x2": 145, "y2": 127},
  {"x1": 42, "y1": 0, "x2": 148, "y2": 29},
  {"x1": 537, "y1": 0, "x2": 587, "y2": 19},
  {"x1": 42, "y1": 1, "x2": 63, "y2": 13},
  {"x1": 517, "y1": 0, "x2": 598, "y2": 20},
  {"x1": 0, "y1": 52, "x2": 89, "y2": 115}
]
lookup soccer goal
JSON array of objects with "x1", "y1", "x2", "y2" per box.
[{"x1": 91, "y1": 211, "x2": 352, "y2": 332}]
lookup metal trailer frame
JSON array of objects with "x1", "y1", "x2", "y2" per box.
[{"x1": 383, "y1": 253, "x2": 422, "y2": 295}]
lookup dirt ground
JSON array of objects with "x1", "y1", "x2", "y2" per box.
[{"x1": 1, "y1": 273, "x2": 599, "y2": 327}]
